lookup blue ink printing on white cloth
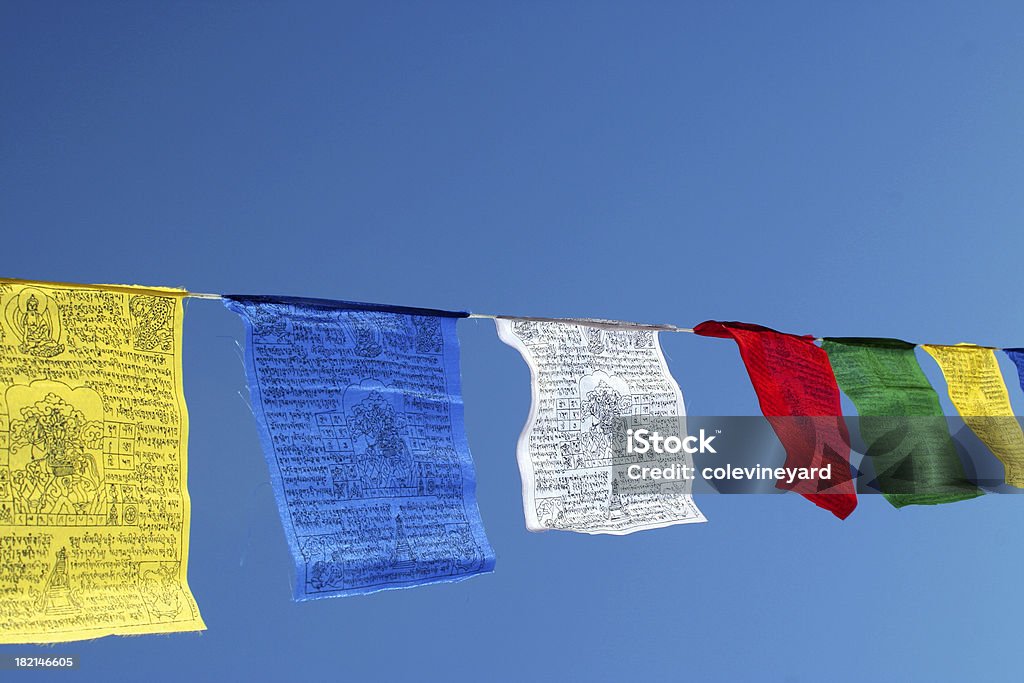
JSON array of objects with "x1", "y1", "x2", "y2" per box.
[{"x1": 225, "y1": 295, "x2": 495, "y2": 599}]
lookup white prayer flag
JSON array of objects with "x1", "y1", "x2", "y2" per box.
[{"x1": 496, "y1": 319, "x2": 706, "y2": 534}]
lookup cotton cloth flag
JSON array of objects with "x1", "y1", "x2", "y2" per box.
[
  {"x1": 822, "y1": 338, "x2": 982, "y2": 506},
  {"x1": 225, "y1": 295, "x2": 494, "y2": 598},
  {"x1": 496, "y1": 319, "x2": 705, "y2": 534},
  {"x1": 0, "y1": 278, "x2": 204, "y2": 643},
  {"x1": 1004, "y1": 349, "x2": 1024, "y2": 393},
  {"x1": 693, "y1": 321, "x2": 857, "y2": 519},
  {"x1": 922, "y1": 343, "x2": 1024, "y2": 488}
]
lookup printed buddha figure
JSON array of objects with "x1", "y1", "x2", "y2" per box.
[{"x1": 16, "y1": 294, "x2": 64, "y2": 357}]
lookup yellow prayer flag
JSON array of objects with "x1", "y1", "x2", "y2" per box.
[
  {"x1": 923, "y1": 343, "x2": 1024, "y2": 488},
  {"x1": 0, "y1": 279, "x2": 204, "y2": 643}
]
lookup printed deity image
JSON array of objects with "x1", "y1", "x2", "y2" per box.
[
  {"x1": 0, "y1": 280, "x2": 204, "y2": 643},
  {"x1": 496, "y1": 320, "x2": 706, "y2": 534},
  {"x1": 225, "y1": 297, "x2": 495, "y2": 599}
]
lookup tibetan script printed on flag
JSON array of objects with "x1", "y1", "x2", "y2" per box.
[
  {"x1": 923, "y1": 343, "x2": 1024, "y2": 489},
  {"x1": 824, "y1": 338, "x2": 981, "y2": 506},
  {"x1": 0, "y1": 279, "x2": 204, "y2": 643},
  {"x1": 694, "y1": 321, "x2": 858, "y2": 519},
  {"x1": 496, "y1": 319, "x2": 705, "y2": 534},
  {"x1": 225, "y1": 296, "x2": 494, "y2": 599}
]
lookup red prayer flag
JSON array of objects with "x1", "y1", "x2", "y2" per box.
[{"x1": 694, "y1": 321, "x2": 858, "y2": 519}]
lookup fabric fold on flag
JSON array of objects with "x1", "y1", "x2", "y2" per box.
[
  {"x1": 0, "y1": 278, "x2": 205, "y2": 643},
  {"x1": 225, "y1": 295, "x2": 494, "y2": 599},
  {"x1": 923, "y1": 343, "x2": 1024, "y2": 488},
  {"x1": 693, "y1": 321, "x2": 857, "y2": 519},
  {"x1": 822, "y1": 338, "x2": 982, "y2": 505},
  {"x1": 496, "y1": 319, "x2": 705, "y2": 534}
]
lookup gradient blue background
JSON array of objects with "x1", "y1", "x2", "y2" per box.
[{"x1": 2, "y1": 2, "x2": 1023, "y2": 681}]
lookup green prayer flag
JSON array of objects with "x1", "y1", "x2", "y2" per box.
[{"x1": 822, "y1": 337, "x2": 982, "y2": 507}]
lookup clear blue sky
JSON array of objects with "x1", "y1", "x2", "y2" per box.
[{"x1": 3, "y1": 2, "x2": 1024, "y2": 681}]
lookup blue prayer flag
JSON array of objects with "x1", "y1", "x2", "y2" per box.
[
  {"x1": 1004, "y1": 349, "x2": 1024, "y2": 393},
  {"x1": 225, "y1": 295, "x2": 495, "y2": 599}
]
